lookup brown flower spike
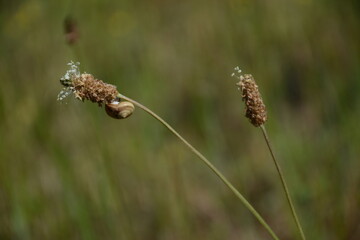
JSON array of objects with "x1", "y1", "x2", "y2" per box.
[
  {"x1": 235, "y1": 72, "x2": 267, "y2": 127},
  {"x1": 58, "y1": 62, "x2": 119, "y2": 106},
  {"x1": 58, "y1": 61, "x2": 135, "y2": 120},
  {"x1": 64, "y1": 16, "x2": 79, "y2": 45},
  {"x1": 73, "y1": 73, "x2": 118, "y2": 106}
]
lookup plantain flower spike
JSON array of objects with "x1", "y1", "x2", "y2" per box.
[
  {"x1": 232, "y1": 67, "x2": 267, "y2": 127},
  {"x1": 57, "y1": 61, "x2": 119, "y2": 106}
]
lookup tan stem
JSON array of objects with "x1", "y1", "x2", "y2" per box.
[
  {"x1": 118, "y1": 93, "x2": 280, "y2": 240},
  {"x1": 260, "y1": 125, "x2": 306, "y2": 240}
]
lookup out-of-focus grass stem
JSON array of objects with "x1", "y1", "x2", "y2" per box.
[
  {"x1": 118, "y1": 93, "x2": 280, "y2": 240},
  {"x1": 260, "y1": 125, "x2": 306, "y2": 240}
]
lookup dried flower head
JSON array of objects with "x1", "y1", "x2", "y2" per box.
[
  {"x1": 58, "y1": 61, "x2": 119, "y2": 106},
  {"x1": 232, "y1": 67, "x2": 267, "y2": 127}
]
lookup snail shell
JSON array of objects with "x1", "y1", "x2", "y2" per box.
[{"x1": 105, "y1": 101, "x2": 135, "y2": 119}]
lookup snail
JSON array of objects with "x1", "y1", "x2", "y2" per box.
[{"x1": 105, "y1": 100, "x2": 135, "y2": 119}]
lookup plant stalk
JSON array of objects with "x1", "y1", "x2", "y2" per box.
[
  {"x1": 118, "y1": 93, "x2": 280, "y2": 240},
  {"x1": 260, "y1": 125, "x2": 306, "y2": 240}
]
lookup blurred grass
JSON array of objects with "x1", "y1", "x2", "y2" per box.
[{"x1": 0, "y1": 0, "x2": 360, "y2": 239}]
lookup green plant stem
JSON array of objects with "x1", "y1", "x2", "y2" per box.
[
  {"x1": 118, "y1": 93, "x2": 280, "y2": 240},
  {"x1": 260, "y1": 125, "x2": 306, "y2": 240}
]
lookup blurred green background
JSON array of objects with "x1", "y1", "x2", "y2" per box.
[{"x1": 1, "y1": 0, "x2": 360, "y2": 239}]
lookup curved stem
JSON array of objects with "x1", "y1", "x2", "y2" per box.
[
  {"x1": 118, "y1": 93, "x2": 280, "y2": 240},
  {"x1": 260, "y1": 125, "x2": 306, "y2": 240}
]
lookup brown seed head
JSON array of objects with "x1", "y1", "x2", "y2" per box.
[
  {"x1": 236, "y1": 74, "x2": 267, "y2": 127},
  {"x1": 72, "y1": 73, "x2": 119, "y2": 106}
]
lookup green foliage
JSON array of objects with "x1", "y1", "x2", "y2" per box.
[{"x1": 0, "y1": 0, "x2": 359, "y2": 239}]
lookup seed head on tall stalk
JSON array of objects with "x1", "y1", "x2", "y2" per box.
[
  {"x1": 57, "y1": 61, "x2": 280, "y2": 240},
  {"x1": 232, "y1": 67, "x2": 306, "y2": 240}
]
